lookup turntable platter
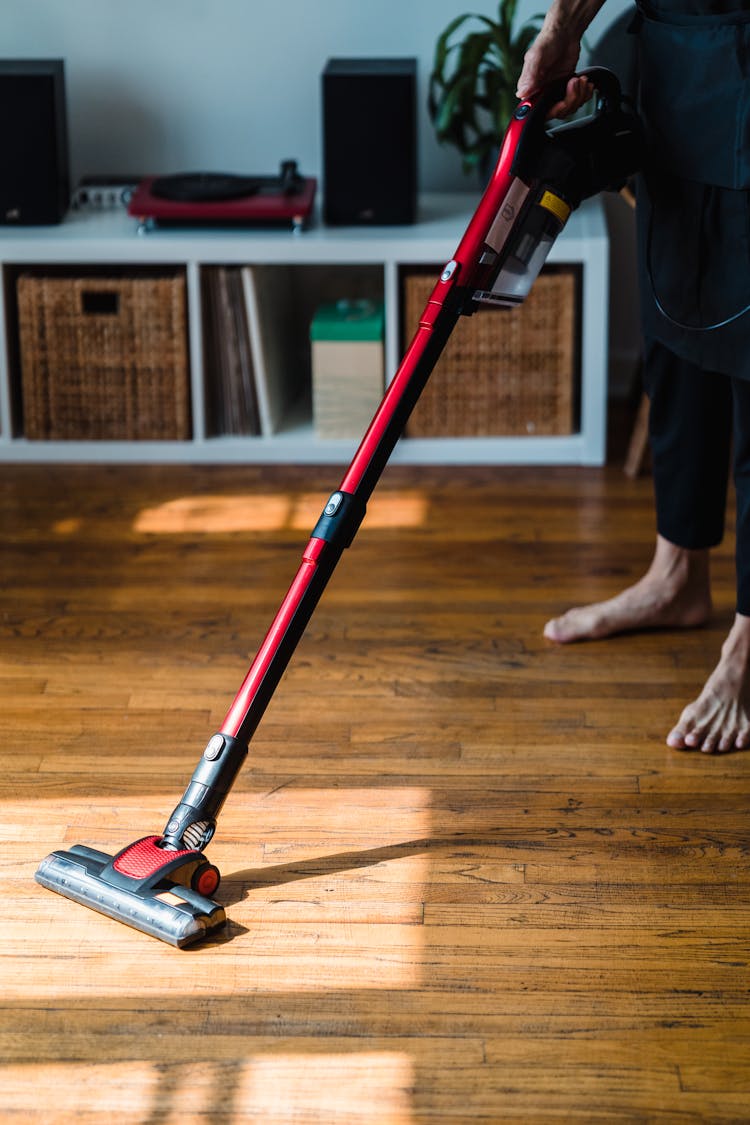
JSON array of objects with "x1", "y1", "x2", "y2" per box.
[{"x1": 150, "y1": 173, "x2": 262, "y2": 203}]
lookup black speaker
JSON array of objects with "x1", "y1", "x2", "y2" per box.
[
  {"x1": 0, "y1": 60, "x2": 70, "y2": 225},
  {"x1": 322, "y1": 58, "x2": 417, "y2": 226}
]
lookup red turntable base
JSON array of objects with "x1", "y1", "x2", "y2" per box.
[{"x1": 128, "y1": 162, "x2": 317, "y2": 233}]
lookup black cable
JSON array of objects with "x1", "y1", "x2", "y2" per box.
[{"x1": 647, "y1": 204, "x2": 750, "y2": 332}]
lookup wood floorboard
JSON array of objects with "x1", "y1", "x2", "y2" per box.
[{"x1": 1, "y1": 461, "x2": 748, "y2": 1122}]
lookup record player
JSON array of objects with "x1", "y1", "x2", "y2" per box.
[{"x1": 128, "y1": 160, "x2": 316, "y2": 233}]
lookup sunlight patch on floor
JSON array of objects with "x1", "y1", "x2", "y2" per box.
[
  {"x1": 9, "y1": 787, "x2": 432, "y2": 998},
  {"x1": 238, "y1": 1051, "x2": 415, "y2": 1123},
  {"x1": 1, "y1": 1053, "x2": 416, "y2": 1123},
  {"x1": 130, "y1": 491, "x2": 429, "y2": 534}
]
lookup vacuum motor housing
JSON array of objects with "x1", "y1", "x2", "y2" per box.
[
  {"x1": 512, "y1": 66, "x2": 644, "y2": 209},
  {"x1": 477, "y1": 67, "x2": 643, "y2": 308}
]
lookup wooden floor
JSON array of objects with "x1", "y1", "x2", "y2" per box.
[{"x1": 2, "y1": 457, "x2": 749, "y2": 1123}]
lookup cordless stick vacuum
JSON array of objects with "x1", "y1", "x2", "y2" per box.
[{"x1": 36, "y1": 69, "x2": 642, "y2": 947}]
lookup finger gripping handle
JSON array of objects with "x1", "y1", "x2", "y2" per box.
[
  {"x1": 522, "y1": 67, "x2": 623, "y2": 126},
  {"x1": 577, "y1": 65, "x2": 624, "y2": 110},
  {"x1": 519, "y1": 76, "x2": 568, "y2": 125}
]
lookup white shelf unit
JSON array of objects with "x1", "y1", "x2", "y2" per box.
[{"x1": 0, "y1": 193, "x2": 609, "y2": 465}]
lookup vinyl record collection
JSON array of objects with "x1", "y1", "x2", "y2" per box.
[{"x1": 201, "y1": 264, "x2": 301, "y2": 437}]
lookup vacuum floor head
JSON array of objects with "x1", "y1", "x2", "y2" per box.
[{"x1": 36, "y1": 842, "x2": 226, "y2": 948}]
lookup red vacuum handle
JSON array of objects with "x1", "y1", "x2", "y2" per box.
[
  {"x1": 220, "y1": 101, "x2": 540, "y2": 744},
  {"x1": 161, "y1": 87, "x2": 550, "y2": 849}
]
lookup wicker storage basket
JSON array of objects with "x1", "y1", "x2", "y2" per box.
[
  {"x1": 17, "y1": 271, "x2": 190, "y2": 440},
  {"x1": 403, "y1": 267, "x2": 578, "y2": 437}
]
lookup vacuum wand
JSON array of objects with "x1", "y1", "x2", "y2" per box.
[
  {"x1": 159, "y1": 295, "x2": 462, "y2": 856},
  {"x1": 35, "y1": 68, "x2": 642, "y2": 947}
]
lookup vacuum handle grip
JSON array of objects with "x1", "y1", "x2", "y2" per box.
[
  {"x1": 521, "y1": 67, "x2": 624, "y2": 134},
  {"x1": 578, "y1": 65, "x2": 625, "y2": 112}
]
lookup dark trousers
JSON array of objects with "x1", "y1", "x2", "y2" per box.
[{"x1": 644, "y1": 337, "x2": 750, "y2": 615}]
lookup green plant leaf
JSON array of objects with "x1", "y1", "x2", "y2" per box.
[
  {"x1": 427, "y1": 0, "x2": 543, "y2": 171},
  {"x1": 431, "y1": 12, "x2": 473, "y2": 75}
]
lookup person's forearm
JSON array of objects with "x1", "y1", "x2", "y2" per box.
[
  {"x1": 540, "y1": 0, "x2": 609, "y2": 39},
  {"x1": 516, "y1": 0, "x2": 610, "y2": 105}
]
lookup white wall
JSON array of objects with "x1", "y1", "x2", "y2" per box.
[{"x1": 5, "y1": 0, "x2": 631, "y2": 191}]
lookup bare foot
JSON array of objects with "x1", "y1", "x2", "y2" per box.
[
  {"x1": 544, "y1": 536, "x2": 712, "y2": 643},
  {"x1": 667, "y1": 614, "x2": 750, "y2": 753}
]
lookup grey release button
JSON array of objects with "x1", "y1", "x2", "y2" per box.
[
  {"x1": 204, "y1": 734, "x2": 225, "y2": 761},
  {"x1": 441, "y1": 259, "x2": 458, "y2": 282},
  {"x1": 324, "y1": 492, "x2": 344, "y2": 517}
]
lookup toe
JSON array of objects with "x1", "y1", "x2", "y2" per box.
[
  {"x1": 734, "y1": 719, "x2": 750, "y2": 750},
  {"x1": 668, "y1": 703, "x2": 700, "y2": 750},
  {"x1": 698, "y1": 715, "x2": 723, "y2": 754},
  {"x1": 718, "y1": 721, "x2": 740, "y2": 752},
  {"x1": 544, "y1": 614, "x2": 577, "y2": 643},
  {"x1": 666, "y1": 725, "x2": 688, "y2": 749},
  {"x1": 543, "y1": 618, "x2": 562, "y2": 641}
]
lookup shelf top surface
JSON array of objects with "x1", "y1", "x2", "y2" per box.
[{"x1": 0, "y1": 193, "x2": 608, "y2": 264}]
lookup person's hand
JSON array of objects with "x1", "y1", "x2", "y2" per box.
[{"x1": 516, "y1": 27, "x2": 593, "y2": 118}]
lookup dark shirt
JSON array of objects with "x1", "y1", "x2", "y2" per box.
[{"x1": 634, "y1": 0, "x2": 750, "y2": 374}]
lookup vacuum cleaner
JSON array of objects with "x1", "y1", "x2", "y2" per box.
[{"x1": 36, "y1": 68, "x2": 642, "y2": 947}]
